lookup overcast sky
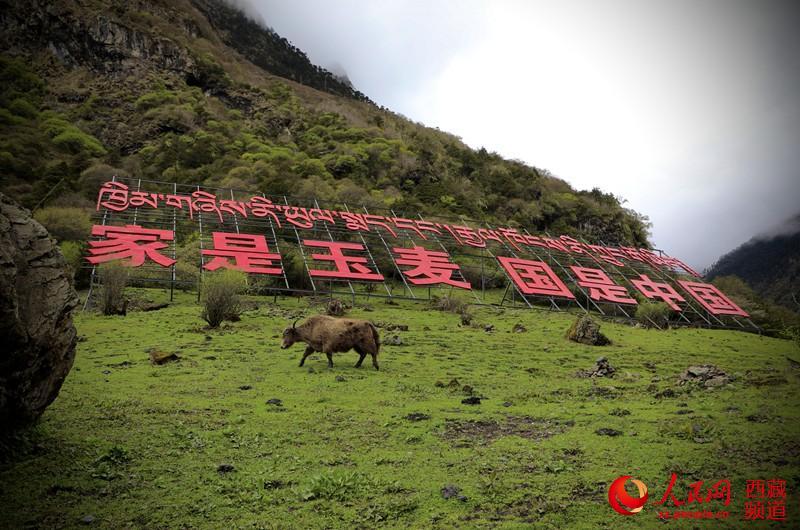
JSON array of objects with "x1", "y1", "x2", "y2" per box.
[{"x1": 237, "y1": 0, "x2": 800, "y2": 270}]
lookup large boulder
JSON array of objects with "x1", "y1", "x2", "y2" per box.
[
  {"x1": 0, "y1": 194, "x2": 79, "y2": 426},
  {"x1": 565, "y1": 315, "x2": 610, "y2": 346}
]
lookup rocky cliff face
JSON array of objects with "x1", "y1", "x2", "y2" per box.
[
  {"x1": 0, "y1": 193, "x2": 79, "y2": 426},
  {"x1": 0, "y1": 0, "x2": 194, "y2": 74}
]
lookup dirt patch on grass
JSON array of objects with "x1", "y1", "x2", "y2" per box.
[{"x1": 441, "y1": 416, "x2": 569, "y2": 444}]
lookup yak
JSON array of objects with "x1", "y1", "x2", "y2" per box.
[{"x1": 280, "y1": 315, "x2": 381, "y2": 370}]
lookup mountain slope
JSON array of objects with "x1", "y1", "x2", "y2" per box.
[
  {"x1": 706, "y1": 214, "x2": 800, "y2": 310},
  {"x1": 0, "y1": 0, "x2": 650, "y2": 247}
]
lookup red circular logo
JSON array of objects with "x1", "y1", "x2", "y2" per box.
[{"x1": 608, "y1": 475, "x2": 649, "y2": 515}]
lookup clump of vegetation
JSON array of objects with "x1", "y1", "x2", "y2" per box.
[
  {"x1": 298, "y1": 470, "x2": 370, "y2": 501},
  {"x1": 635, "y1": 301, "x2": 671, "y2": 329},
  {"x1": 33, "y1": 206, "x2": 91, "y2": 242},
  {"x1": 430, "y1": 293, "x2": 474, "y2": 323},
  {"x1": 431, "y1": 294, "x2": 468, "y2": 314},
  {"x1": 200, "y1": 269, "x2": 246, "y2": 328},
  {"x1": 99, "y1": 262, "x2": 129, "y2": 315}
]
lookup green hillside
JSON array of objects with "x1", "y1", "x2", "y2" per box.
[
  {"x1": 1, "y1": 292, "x2": 798, "y2": 527},
  {"x1": 0, "y1": 0, "x2": 650, "y2": 247}
]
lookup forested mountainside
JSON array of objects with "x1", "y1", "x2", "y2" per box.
[
  {"x1": 0, "y1": 0, "x2": 650, "y2": 247},
  {"x1": 707, "y1": 214, "x2": 800, "y2": 311}
]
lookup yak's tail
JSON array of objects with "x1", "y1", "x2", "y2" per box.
[{"x1": 369, "y1": 322, "x2": 381, "y2": 354}]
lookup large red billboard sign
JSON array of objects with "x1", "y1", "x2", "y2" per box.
[{"x1": 86, "y1": 178, "x2": 750, "y2": 327}]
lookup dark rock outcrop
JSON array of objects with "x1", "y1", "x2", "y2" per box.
[{"x1": 0, "y1": 193, "x2": 79, "y2": 426}]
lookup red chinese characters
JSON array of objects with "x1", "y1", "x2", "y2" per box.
[
  {"x1": 202, "y1": 232, "x2": 282, "y2": 274},
  {"x1": 631, "y1": 274, "x2": 685, "y2": 311},
  {"x1": 304, "y1": 240, "x2": 384, "y2": 281},
  {"x1": 393, "y1": 246, "x2": 471, "y2": 289},
  {"x1": 497, "y1": 256, "x2": 574, "y2": 299},
  {"x1": 569, "y1": 266, "x2": 637, "y2": 304},
  {"x1": 745, "y1": 479, "x2": 786, "y2": 521},
  {"x1": 678, "y1": 281, "x2": 749, "y2": 317},
  {"x1": 86, "y1": 224, "x2": 176, "y2": 267}
]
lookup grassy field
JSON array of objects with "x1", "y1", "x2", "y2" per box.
[{"x1": 1, "y1": 289, "x2": 799, "y2": 529}]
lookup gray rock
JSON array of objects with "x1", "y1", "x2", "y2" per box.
[
  {"x1": 566, "y1": 316, "x2": 610, "y2": 346},
  {"x1": 0, "y1": 194, "x2": 78, "y2": 427},
  {"x1": 441, "y1": 484, "x2": 461, "y2": 499}
]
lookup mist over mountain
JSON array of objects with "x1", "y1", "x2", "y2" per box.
[{"x1": 706, "y1": 212, "x2": 800, "y2": 310}]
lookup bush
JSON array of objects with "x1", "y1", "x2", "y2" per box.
[
  {"x1": 200, "y1": 269, "x2": 247, "y2": 328},
  {"x1": 52, "y1": 129, "x2": 107, "y2": 156},
  {"x1": 635, "y1": 301, "x2": 671, "y2": 329},
  {"x1": 34, "y1": 206, "x2": 91, "y2": 242},
  {"x1": 299, "y1": 470, "x2": 369, "y2": 501},
  {"x1": 431, "y1": 294, "x2": 468, "y2": 314},
  {"x1": 59, "y1": 240, "x2": 82, "y2": 280},
  {"x1": 430, "y1": 294, "x2": 473, "y2": 323},
  {"x1": 99, "y1": 262, "x2": 129, "y2": 315}
]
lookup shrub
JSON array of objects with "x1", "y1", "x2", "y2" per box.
[
  {"x1": 59, "y1": 240, "x2": 82, "y2": 280},
  {"x1": 134, "y1": 90, "x2": 179, "y2": 111},
  {"x1": 299, "y1": 470, "x2": 369, "y2": 501},
  {"x1": 635, "y1": 301, "x2": 671, "y2": 329},
  {"x1": 8, "y1": 98, "x2": 38, "y2": 119},
  {"x1": 52, "y1": 129, "x2": 107, "y2": 156},
  {"x1": 431, "y1": 294, "x2": 468, "y2": 314},
  {"x1": 99, "y1": 262, "x2": 129, "y2": 315},
  {"x1": 430, "y1": 294, "x2": 473, "y2": 323},
  {"x1": 33, "y1": 206, "x2": 91, "y2": 242},
  {"x1": 200, "y1": 269, "x2": 247, "y2": 328}
]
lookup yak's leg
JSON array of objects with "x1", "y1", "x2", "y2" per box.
[
  {"x1": 354, "y1": 346, "x2": 366, "y2": 368},
  {"x1": 371, "y1": 352, "x2": 380, "y2": 370},
  {"x1": 299, "y1": 346, "x2": 314, "y2": 367},
  {"x1": 325, "y1": 352, "x2": 334, "y2": 368}
]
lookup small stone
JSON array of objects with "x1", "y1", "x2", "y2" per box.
[
  {"x1": 307, "y1": 367, "x2": 315, "y2": 373},
  {"x1": 80, "y1": 515, "x2": 95, "y2": 524},
  {"x1": 502, "y1": 401, "x2": 513, "y2": 407},
  {"x1": 461, "y1": 385, "x2": 474, "y2": 395},
  {"x1": 595, "y1": 428, "x2": 622, "y2": 437},
  {"x1": 335, "y1": 375, "x2": 346, "y2": 382},
  {"x1": 434, "y1": 380, "x2": 446, "y2": 388},
  {"x1": 385, "y1": 334, "x2": 404, "y2": 346},
  {"x1": 483, "y1": 324, "x2": 495, "y2": 332},
  {"x1": 217, "y1": 463, "x2": 235, "y2": 473},
  {"x1": 263, "y1": 479, "x2": 285, "y2": 489},
  {"x1": 102, "y1": 370, "x2": 111, "y2": 375},
  {"x1": 266, "y1": 398, "x2": 283, "y2": 406},
  {"x1": 405, "y1": 412, "x2": 430, "y2": 421},
  {"x1": 441, "y1": 484, "x2": 461, "y2": 499},
  {"x1": 149, "y1": 349, "x2": 179, "y2": 365},
  {"x1": 704, "y1": 376, "x2": 727, "y2": 388},
  {"x1": 239, "y1": 385, "x2": 252, "y2": 391},
  {"x1": 205, "y1": 335, "x2": 212, "y2": 341},
  {"x1": 461, "y1": 396, "x2": 481, "y2": 405},
  {"x1": 512, "y1": 323, "x2": 527, "y2": 333}
]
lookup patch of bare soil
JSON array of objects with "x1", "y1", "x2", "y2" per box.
[{"x1": 441, "y1": 416, "x2": 570, "y2": 444}]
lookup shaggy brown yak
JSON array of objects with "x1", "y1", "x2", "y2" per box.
[{"x1": 281, "y1": 315, "x2": 381, "y2": 370}]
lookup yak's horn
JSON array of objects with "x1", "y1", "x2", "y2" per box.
[{"x1": 292, "y1": 319, "x2": 298, "y2": 329}]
